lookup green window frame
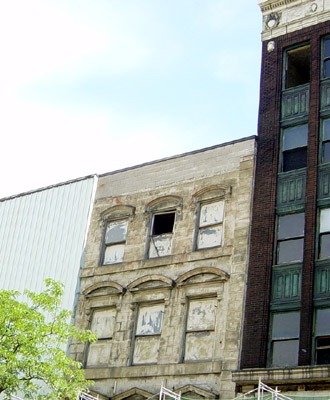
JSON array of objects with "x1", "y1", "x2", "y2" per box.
[
  {"x1": 321, "y1": 118, "x2": 330, "y2": 164},
  {"x1": 283, "y1": 43, "x2": 310, "y2": 89},
  {"x1": 280, "y1": 125, "x2": 308, "y2": 172},
  {"x1": 318, "y1": 207, "x2": 330, "y2": 260}
]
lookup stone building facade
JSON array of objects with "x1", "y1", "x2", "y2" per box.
[{"x1": 71, "y1": 137, "x2": 255, "y2": 400}]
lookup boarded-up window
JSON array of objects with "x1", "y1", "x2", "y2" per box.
[
  {"x1": 197, "y1": 201, "x2": 224, "y2": 249},
  {"x1": 184, "y1": 298, "x2": 216, "y2": 361},
  {"x1": 103, "y1": 219, "x2": 128, "y2": 264},
  {"x1": 149, "y1": 213, "x2": 175, "y2": 258},
  {"x1": 270, "y1": 311, "x2": 300, "y2": 367},
  {"x1": 86, "y1": 308, "x2": 116, "y2": 367},
  {"x1": 319, "y1": 208, "x2": 330, "y2": 259},
  {"x1": 133, "y1": 303, "x2": 164, "y2": 364}
]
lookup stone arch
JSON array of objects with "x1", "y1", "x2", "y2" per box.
[
  {"x1": 83, "y1": 281, "x2": 125, "y2": 296},
  {"x1": 176, "y1": 267, "x2": 229, "y2": 286},
  {"x1": 128, "y1": 274, "x2": 174, "y2": 292}
]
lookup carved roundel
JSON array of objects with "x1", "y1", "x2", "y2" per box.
[{"x1": 265, "y1": 12, "x2": 280, "y2": 30}]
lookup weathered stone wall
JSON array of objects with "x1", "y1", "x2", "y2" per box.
[{"x1": 71, "y1": 137, "x2": 256, "y2": 400}]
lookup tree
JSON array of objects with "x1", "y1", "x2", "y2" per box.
[{"x1": 0, "y1": 279, "x2": 96, "y2": 399}]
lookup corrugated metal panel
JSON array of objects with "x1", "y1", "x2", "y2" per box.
[{"x1": 0, "y1": 176, "x2": 97, "y2": 313}]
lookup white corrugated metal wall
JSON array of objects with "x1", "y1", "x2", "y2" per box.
[{"x1": 0, "y1": 176, "x2": 97, "y2": 313}]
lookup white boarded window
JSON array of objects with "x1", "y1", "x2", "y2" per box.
[
  {"x1": 133, "y1": 303, "x2": 164, "y2": 364},
  {"x1": 103, "y1": 219, "x2": 128, "y2": 264},
  {"x1": 184, "y1": 298, "x2": 216, "y2": 361},
  {"x1": 86, "y1": 308, "x2": 116, "y2": 367},
  {"x1": 197, "y1": 201, "x2": 224, "y2": 249}
]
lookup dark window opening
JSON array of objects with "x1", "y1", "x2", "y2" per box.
[
  {"x1": 323, "y1": 38, "x2": 330, "y2": 78},
  {"x1": 285, "y1": 44, "x2": 310, "y2": 89},
  {"x1": 322, "y1": 119, "x2": 330, "y2": 163},
  {"x1": 320, "y1": 233, "x2": 330, "y2": 259},
  {"x1": 283, "y1": 147, "x2": 307, "y2": 171},
  {"x1": 152, "y1": 213, "x2": 175, "y2": 235},
  {"x1": 316, "y1": 337, "x2": 330, "y2": 364},
  {"x1": 323, "y1": 142, "x2": 330, "y2": 163},
  {"x1": 315, "y1": 308, "x2": 330, "y2": 364}
]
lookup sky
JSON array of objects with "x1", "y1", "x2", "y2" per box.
[{"x1": 0, "y1": 0, "x2": 262, "y2": 199}]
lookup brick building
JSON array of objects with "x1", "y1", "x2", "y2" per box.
[
  {"x1": 234, "y1": 0, "x2": 330, "y2": 395},
  {"x1": 70, "y1": 138, "x2": 255, "y2": 400}
]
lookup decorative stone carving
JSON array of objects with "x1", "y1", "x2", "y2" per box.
[
  {"x1": 265, "y1": 12, "x2": 281, "y2": 29},
  {"x1": 267, "y1": 41, "x2": 275, "y2": 52}
]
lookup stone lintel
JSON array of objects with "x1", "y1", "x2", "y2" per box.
[{"x1": 85, "y1": 361, "x2": 222, "y2": 380}]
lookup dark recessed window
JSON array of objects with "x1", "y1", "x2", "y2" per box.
[
  {"x1": 282, "y1": 125, "x2": 308, "y2": 172},
  {"x1": 323, "y1": 38, "x2": 330, "y2": 78},
  {"x1": 315, "y1": 308, "x2": 330, "y2": 365},
  {"x1": 285, "y1": 44, "x2": 310, "y2": 89},
  {"x1": 271, "y1": 311, "x2": 300, "y2": 367},
  {"x1": 277, "y1": 213, "x2": 305, "y2": 264},
  {"x1": 152, "y1": 213, "x2": 175, "y2": 235}
]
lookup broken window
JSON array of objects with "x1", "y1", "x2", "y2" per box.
[
  {"x1": 323, "y1": 37, "x2": 330, "y2": 79},
  {"x1": 148, "y1": 212, "x2": 175, "y2": 258},
  {"x1": 284, "y1": 44, "x2": 310, "y2": 89},
  {"x1": 319, "y1": 208, "x2": 330, "y2": 259},
  {"x1": 86, "y1": 308, "x2": 116, "y2": 367},
  {"x1": 282, "y1": 125, "x2": 308, "y2": 172},
  {"x1": 276, "y1": 213, "x2": 305, "y2": 264},
  {"x1": 270, "y1": 311, "x2": 300, "y2": 367},
  {"x1": 196, "y1": 201, "x2": 224, "y2": 250},
  {"x1": 132, "y1": 303, "x2": 164, "y2": 364},
  {"x1": 184, "y1": 298, "x2": 216, "y2": 362},
  {"x1": 102, "y1": 219, "x2": 128, "y2": 264},
  {"x1": 315, "y1": 308, "x2": 330, "y2": 364},
  {"x1": 321, "y1": 119, "x2": 330, "y2": 164}
]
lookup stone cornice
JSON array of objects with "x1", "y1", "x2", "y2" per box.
[{"x1": 258, "y1": 0, "x2": 330, "y2": 41}]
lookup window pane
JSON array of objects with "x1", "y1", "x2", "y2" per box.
[
  {"x1": 133, "y1": 336, "x2": 160, "y2": 364},
  {"x1": 198, "y1": 225, "x2": 222, "y2": 249},
  {"x1": 277, "y1": 238, "x2": 304, "y2": 264},
  {"x1": 136, "y1": 304, "x2": 164, "y2": 335},
  {"x1": 320, "y1": 208, "x2": 330, "y2": 232},
  {"x1": 87, "y1": 341, "x2": 111, "y2": 367},
  {"x1": 185, "y1": 331, "x2": 215, "y2": 361},
  {"x1": 316, "y1": 346, "x2": 330, "y2": 365},
  {"x1": 283, "y1": 125, "x2": 308, "y2": 151},
  {"x1": 323, "y1": 142, "x2": 330, "y2": 163},
  {"x1": 199, "y1": 201, "x2": 224, "y2": 227},
  {"x1": 320, "y1": 234, "x2": 330, "y2": 259},
  {"x1": 149, "y1": 234, "x2": 172, "y2": 258},
  {"x1": 324, "y1": 38, "x2": 330, "y2": 58},
  {"x1": 323, "y1": 119, "x2": 330, "y2": 141},
  {"x1": 103, "y1": 243, "x2": 125, "y2": 264},
  {"x1": 278, "y1": 213, "x2": 304, "y2": 239},
  {"x1": 272, "y1": 312, "x2": 300, "y2": 339},
  {"x1": 272, "y1": 340, "x2": 299, "y2": 367},
  {"x1": 105, "y1": 220, "x2": 128, "y2": 244},
  {"x1": 187, "y1": 298, "x2": 216, "y2": 331},
  {"x1": 283, "y1": 148, "x2": 307, "y2": 171},
  {"x1": 316, "y1": 308, "x2": 330, "y2": 336},
  {"x1": 91, "y1": 308, "x2": 116, "y2": 338},
  {"x1": 325, "y1": 59, "x2": 330, "y2": 78}
]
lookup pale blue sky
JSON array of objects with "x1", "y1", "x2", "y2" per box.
[{"x1": 0, "y1": 0, "x2": 261, "y2": 198}]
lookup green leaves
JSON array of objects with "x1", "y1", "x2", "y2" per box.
[{"x1": 0, "y1": 279, "x2": 96, "y2": 399}]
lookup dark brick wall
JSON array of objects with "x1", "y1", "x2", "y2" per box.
[{"x1": 241, "y1": 21, "x2": 330, "y2": 369}]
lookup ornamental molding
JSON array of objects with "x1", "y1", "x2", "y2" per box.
[{"x1": 259, "y1": 0, "x2": 304, "y2": 13}]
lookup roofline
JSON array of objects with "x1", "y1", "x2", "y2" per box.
[
  {"x1": 100, "y1": 135, "x2": 257, "y2": 178},
  {"x1": 0, "y1": 174, "x2": 98, "y2": 203}
]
